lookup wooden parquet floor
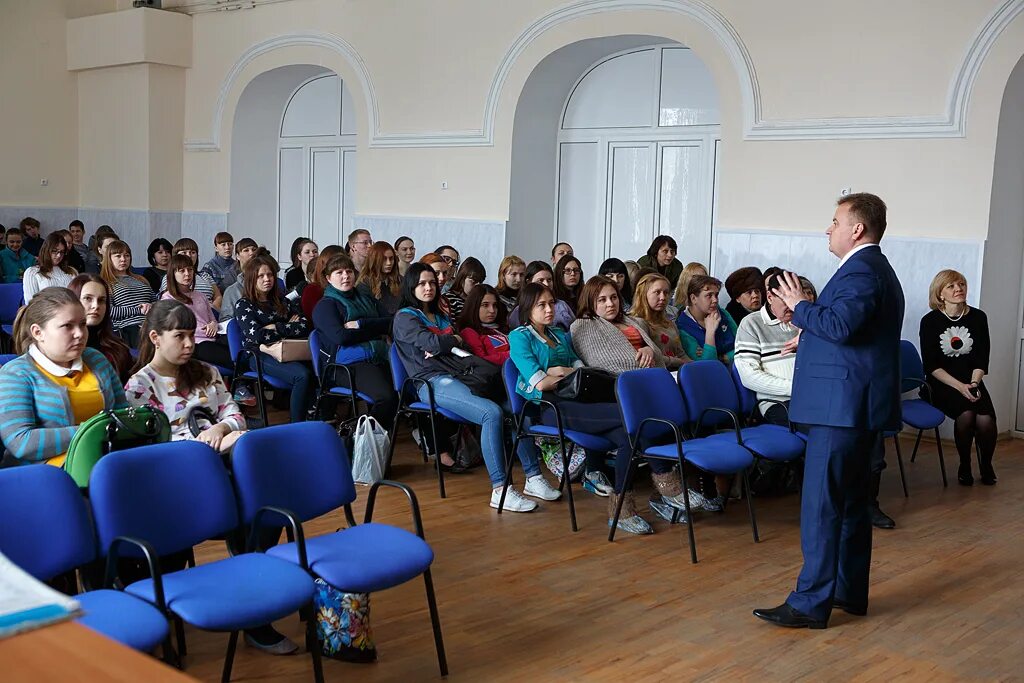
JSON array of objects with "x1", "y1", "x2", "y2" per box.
[{"x1": 183, "y1": 424, "x2": 1023, "y2": 682}]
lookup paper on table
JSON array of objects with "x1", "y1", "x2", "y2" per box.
[{"x1": 0, "y1": 551, "x2": 81, "y2": 640}]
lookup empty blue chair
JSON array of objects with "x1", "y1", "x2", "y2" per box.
[
  {"x1": 0, "y1": 283, "x2": 22, "y2": 353},
  {"x1": 231, "y1": 422, "x2": 447, "y2": 676},
  {"x1": 616, "y1": 369, "x2": 758, "y2": 562},
  {"x1": 683, "y1": 361, "x2": 804, "y2": 464},
  {"x1": 899, "y1": 340, "x2": 948, "y2": 487},
  {"x1": 89, "y1": 441, "x2": 322, "y2": 682},
  {"x1": 498, "y1": 360, "x2": 615, "y2": 532},
  {"x1": 383, "y1": 343, "x2": 471, "y2": 498},
  {"x1": 309, "y1": 329, "x2": 374, "y2": 420},
  {"x1": 226, "y1": 318, "x2": 292, "y2": 427},
  {"x1": 0, "y1": 466, "x2": 169, "y2": 654}
]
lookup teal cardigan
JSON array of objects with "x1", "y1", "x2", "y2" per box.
[
  {"x1": 508, "y1": 325, "x2": 583, "y2": 401},
  {"x1": 0, "y1": 347, "x2": 127, "y2": 463}
]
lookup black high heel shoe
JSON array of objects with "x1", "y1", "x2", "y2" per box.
[
  {"x1": 979, "y1": 461, "x2": 997, "y2": 486},
  {"x1": 957, "y1": 463, "x2": 974, "y2": 486}
]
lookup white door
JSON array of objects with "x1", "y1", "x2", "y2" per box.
[{"x1": 606, "y1": 142, "x2": 656, "y2": 266}]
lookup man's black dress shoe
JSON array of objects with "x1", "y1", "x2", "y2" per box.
[
  {"x1": 831, "y1": 597, "x2": 867, "y2": 616},
  {"x1": 870, "y1": 503, "x2": 895, "y2": 529},
  {"x1": 752, "y1": 603, "x2": 827, "y2": 629}
]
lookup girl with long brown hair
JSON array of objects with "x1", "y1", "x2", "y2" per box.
[
  {"x1": 161, "y1": 253, "x2": 233, "y2": 368},
  {"x1": 100, "y1": 240, "x2": 154, "y2": 348},
  {"x1": 23, "y1": 232, "x2": 78, "y2": 302},
  {"x1": 67, "y1": 273, "x2": 134, "y2": 383},
  {"x1": 355, "y1": 241, "x2": 402, "y2": 315}
]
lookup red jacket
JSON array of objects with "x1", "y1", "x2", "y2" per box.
[{"x1": 461, "y1": 326, "x2": 510, "y2": 365}]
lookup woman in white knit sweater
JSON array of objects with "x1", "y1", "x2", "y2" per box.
[{"x1": 23, "y1": 232, "x2": 78, "y2": 302}]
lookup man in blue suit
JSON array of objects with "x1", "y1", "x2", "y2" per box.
[{"x1": 754, "y1": 193, "x2": 904, "y2": 629}]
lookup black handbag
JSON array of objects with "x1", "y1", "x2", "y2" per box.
[
  {"x1": 431, "y1": 353, "x2": 504, "y2": 402},
  {"x1": 554, "y1": 368, "x2": 617, "y2": 403}
]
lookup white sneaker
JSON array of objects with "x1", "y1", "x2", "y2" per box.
[
  {"x1": 490, "y1": 487, "x2": 538, "y2": 512},
  {"x1": 524, "y1": 475, "x2": 561, "y2": 501},
  {"x1": 583, "y1": 470, "x2": 614, "y2": 497}
]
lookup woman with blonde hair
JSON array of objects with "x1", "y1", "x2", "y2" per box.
[
  {"x1": 672, "y1": 261, "x2": 708, "y2": 313},
  {"x1": 495, "y1": 255, "x2": 526, "y2": 312},
  {"x1": 631, "y1": 273, "x2": 690, "y2": 370},
  {"x1": 920, "y1": 269, "x2": 997, "y2": 485},
  {"x1": 356, "y1": 241, "x2": 403, "y2": 315},
  {"x1": 101, "y1": 240, "x2": 154, "y2": 348}
]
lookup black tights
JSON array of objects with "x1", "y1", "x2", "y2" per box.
[{"x1": 953, "y1": 410, "x2": 997, "y2": 470}]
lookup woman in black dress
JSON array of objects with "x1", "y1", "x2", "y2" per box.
[{"x1": 919, "y1": 270, "x2": 996, "y2": 485}]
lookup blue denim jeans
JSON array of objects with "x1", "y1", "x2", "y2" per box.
[
  {"x1": 419, "y1": 375, "x2": 541, "y2": 487},
  {"x1": 252, "y1": 356, "x2": 315, "y2": 422}
]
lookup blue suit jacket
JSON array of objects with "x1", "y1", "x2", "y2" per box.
[{"x1": 789, "y1": 245, "x2": 905, "y2": 431}]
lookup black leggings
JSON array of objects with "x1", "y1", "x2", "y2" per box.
[
  {"x1": 954, "y1": 410, "x2": 997, "y2": 468},
  {"x1": 193, "y1": 338, "x2": 233, "y2": 369}
]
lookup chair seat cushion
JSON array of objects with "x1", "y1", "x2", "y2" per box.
[
  {"x1": 77, "y1": 589, "x2": 169, "y2": 651},
  {"x1": 126, "y1": 553, "x2": 313, "y2": 631},
  {"x1": 525, "y1": 425, "x2": 614, "y2": 452},
  {"x1": 327, "y1": 386, "x2": 375, "y2": 403},
  {"x1": 644, "y1": 439, "x2": 753, "y2": 474},
  {"x1": 902, "y1": 399, "x2": 944, "y2": 428},
  {"x1": 267, "y1": 523, "x2": 433, "y2": 594},
  {"x1": 408, "y1": 402, "x2": 473, "y2": 424},
  {"x1": 738, "y1": 425, "x2": 805, "y2": 461}
]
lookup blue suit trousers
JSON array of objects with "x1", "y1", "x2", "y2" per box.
[{"x1": 787, "y1": 425, "x2": 875, "y2": 620}]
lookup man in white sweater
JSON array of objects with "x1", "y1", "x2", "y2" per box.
[{"x1": 734, "y1": 272, "x2": 800, "y2": 424}]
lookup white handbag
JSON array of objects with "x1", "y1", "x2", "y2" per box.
[{"x1": 351, "y1": 415, "x2": 390, "y2": 485}]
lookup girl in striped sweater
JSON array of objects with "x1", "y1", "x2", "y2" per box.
[{"x1": 101, "y1": 240, "x2": 154, "y2": 348}]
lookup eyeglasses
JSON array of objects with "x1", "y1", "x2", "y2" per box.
[
  {"x1": 51, "y1": 249, "x2": 66, "y2": 256},
  {"x1": 563, "y1": 268, "x2": 582, "y2": 275}
]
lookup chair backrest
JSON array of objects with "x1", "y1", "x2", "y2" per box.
[
  {"x1": 616, "y1": 369, "x2": 688, "y2": 442},
  {"x1": 899, "y1": 340, "x2": 926, "y2": 391},
  {"x1": 389, "y1": 343, "x2": 411, "y2": 398},
  {"x1": 231, "y1": 422, "x2": 355, "y2": 525},
  {"x1": 226, "y1": 318, "x2": 244, "y2": 361},
  {"x1": 0, "y1": 466, "x2": 95, "y2": 581},
  {"x1": 0, "y1": 283, "x2": 23, "y2": 323},
  {"x1": 677, "y1": 361, "x2": 740, "y2": 428},
  {"x1": 89, "y1": 441, "x2": 239, "y2": 557},
  {"x1": 730, "y1": 362, "x2": 757, "y2": 417},
  {"x1": 502, "y1": 360, "x2": 527, "y2": 416},
  {"x1": 0, "y1": 353, "x2": 19, "y2": 366},
  {"x1": 309, "y1": 329, "x2": 324, "y2": 378}
]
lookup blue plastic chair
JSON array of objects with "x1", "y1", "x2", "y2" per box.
[
  {"x1": 616, "y1": 369, "x2": 758, "y2": 562},
  {"x1": 0, "y1": 466, "x2": 170, "y2": 654},
  {"x1": 0, "y1": 283, "x2": 22, "y2": 353},
  {"x1": 383, "y1": 344, "x2": 471, "y2": 498},
  {"x1": 89, "y1": 442, "x2": 322, "y2": 682},
  {"x1": 498, "y1": 360, "x2": 615, "y2": 531},
  {"x1": 309, "y1": 329, "x2": 374, "y2": 420},
  {"x1": 0, "y1": 353, "x2": 18, "y2": 366},
  {"x1": 899, "y1": 340, "x2": 948, "y2": 487},
  {"x1": 231, "y1": 422, "x2": 447, "y2": 677},
  {"x1": 226, "y1": 318, "x2": 292, "y2": 427}
]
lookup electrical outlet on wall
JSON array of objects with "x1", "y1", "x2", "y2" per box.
[
  {"x1": 40, "y1": 179, "x2": 48, "y2": 187},
  {"x1": 840, "y1": 187, "x2": 852, "y2": 196},
  {"x1": 441, "y1": 181, "x2": 448, "y2": 190}
]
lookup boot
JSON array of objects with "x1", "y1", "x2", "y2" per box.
[
  {"x1": 978, "y1": 451, "x2": 997, "y2": 486},
  {"x1": 869, "y1": 472, "x2": 895, "y2": 529},
  {"x1": 651, "y1": 470, "x2": 714, "y2": 512},
  {"x1": 607, "y1": 491, "x2": 653, "y2": 535}
]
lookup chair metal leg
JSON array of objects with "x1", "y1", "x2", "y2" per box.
[
  {"x1": 161, "y1": 631, "x2": 180, "y2": 668},
  {"x1": 422, "y1": 569, "x2": 449, "y2": 677},
  {"x1": 174, "y1": 615, "x2": 187, "y2": 657},
  {"x1": 497, "y1": 432, "x2": 520, "y2": 514},
  {"x1": 909, "y1": 429, "x2": 923, "y2": 462},
  {"x1": 255, "y1": 378, "x2": 270, "y2": 428},
  {"x1": 934, "y1": 427, "x2": 948, "y2": 487},
  {"x1": 607, "y1": 455, "x2": 638, "y2": 542},
  {"x1": 221, "y1": 630, "x2": 239, "y2": 683},
  {"x1": 558, "y1": 438, "x2": 578, "y2": 532},
  {"x1": 678, "y1": 466, "x2": 698, "y2": 564},
  {"x1": 892, "y1": 435, "x2": 908, "y2": 497},
  {"x1": 428, "y1": 411, "x2": 446, "y2": 499},
  {"x1": 383, "y1": 408, "x2": 405, "y2": 477},
  {"x1": 302, "y1": 606, "x2": 324, "y2": 683},
  {"x1": 742, "y1": 468, "x2": 760, "y2": 543}
]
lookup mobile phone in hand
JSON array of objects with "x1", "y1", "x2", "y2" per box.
[{"x1": 969, "y1": 385, "x2": 980, "y2": 397}]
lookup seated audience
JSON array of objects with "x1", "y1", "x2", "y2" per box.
[
  {"x1": 598, "y1": 257, "x2": 633, "y2": 310},
  {"x1": 235, "y1": 253, "x2": 315, "y2": 423},
  {"x1": 55, "y1": 229, "x2": 85, "y2": 273},
  {"x1": 553, "y1": 254, "x2": 583, "y2": 312},
  {"x1": 68, "y1": 274, "x2": 135, "y2": 384},
  {"x1": 102, "y1": 240, "x2": 154, "y2": 348},
  {"x1": 734, "y1": 272, "x2": 799, "y2": 425},
  {"x1": 419, "y1": 253, "x2": 452, "y2": 316},
  {"x1": 551, "y1": 242, "x2": 573, "y2": 266},
  {"x1": 355, "y1": 241, "x2": 403, "y2": 315},
  {"x1": 19, "y1": 217, "x2": 43, "y2": 257},
  {"x1": 202, "y1": 232, "x2": 240, "y2": 291},
  {"x1": 0, "y1": 287, "x2": 128, "y2": 466},
  {"x1": 69, "y1": 220, "x2": 90, "y2": 270},
  {"x1": 1, "y1": 227, "x2": 36, "y2": 283},
  {"x1": 637, "y1": 235, "x2": 683, "y2": 289},
  {"x1": 126, "y1": 300, "x2": 246, "y2": 452},
  {"x1": 443, "y1": 257, "x2": 485, "y2": 319},
  {"x1": 435, "y1": 244, "x2": 460, "y2": 271},
  {"x1": 219, "y1": 238, "x2": 261, "y2": 323},
  {"x1": 495, "y1": 255, "x2": 526, "y2": 313},
  {"x1": 143, "y1": 238, "x2": 173, "y2": 292},
  {"x1": 85, "y1": 226, "x2": 118, "y2": 275},
  {"x1": 676, "y1": 274, "x2": 737, "y2": 364},
  {"x1": 284, "y1": 237, "x2": 318, "y2": 292},
  {"x1": 347, "y1": 229, "x2": 373, "y2": 272},
  {"x1": 671, "y1": 261, "x2": 708, "y2": 313},
  {"x1": 458, "y1": 284, "x2": 510, "y2": 365},
  {"x1": 394, "y1": 235, "x2": 416, "y2": 276},
  {"x1": 508, "y1": 261, "x2": 575, "y2": 331},
  {"x1": 724, "y1": 266, "x2": 765, "y2": 324},
  {"x1": 630, "y1": 272, "x2": 691, "y2": 370},
  {"x1": 570, "y1": 275, "x2": 665, "y2": 374},
  {"x1": 300, "y1": 245, "x2": 344, "y2": 320},
  {"x1": 162, "y1": 253, "x2": 233, "y2": 368},
  {"x1": 393, "y1": 263, "x2": 555, "y2": 511},
  {"x1": 160, "y1": 238, "x2": 223, "y2": 310},
  {"x1": 23, "y1": 233, "x2": 77, "y2": 302},
  {"x1": 312, "y1": 253, "x2": 397, "y2": 429},
  {"x1": 799, "y1": 275, "x2": 818, "y2": 302},
  {"x1": 920, "y1": 269, "x2": 997, "y2": 486}
]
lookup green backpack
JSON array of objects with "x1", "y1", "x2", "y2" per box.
[{"x1": 63, "y1": 407, "x2": 171, "y2": 487}]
